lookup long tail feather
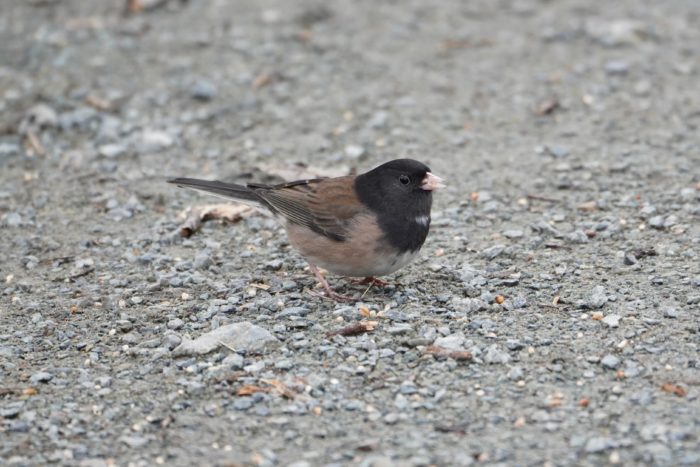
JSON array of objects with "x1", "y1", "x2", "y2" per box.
[{"x1": 167, "y1": 178, "x2": 261, "y2": 204}]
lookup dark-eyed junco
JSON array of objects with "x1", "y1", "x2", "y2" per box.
[{"x1": 168, "y1": 159, "x2": 443, "y2": 300}]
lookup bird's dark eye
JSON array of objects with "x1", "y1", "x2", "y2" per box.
[{"x1": 399, "y1": 175, "x2": 410, "y2": 185}]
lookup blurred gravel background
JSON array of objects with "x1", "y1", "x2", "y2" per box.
[{"x1": 1, "y1": 0, "x2": 699, "y2": 466}]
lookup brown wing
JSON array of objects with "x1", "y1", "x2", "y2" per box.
[{"x1": 250, "y1": 176, "x2": 365, "y2": 241}]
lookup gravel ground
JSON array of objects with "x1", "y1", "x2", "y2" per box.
[{"x1": 1, "y1": 0, "x2": 700, "y2": 466}]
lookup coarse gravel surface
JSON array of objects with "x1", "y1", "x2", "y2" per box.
[{"x1": 1, "y1": 0, "x2": 700, "y2": 466}]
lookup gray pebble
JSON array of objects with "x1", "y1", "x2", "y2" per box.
[
  {"x1": 9, "y1": 420, "x2": 30, "y2": 432},
  {"x1": 585, "y1": 436, "x2": 616, "y2": 453},
  {"x1": 434, "y1": 332, "x2": 466, "y2": 350},
  {"x1": 278, "y1": 307, "x2": 309, "y2": 317},
  {"x1": 507, "y1": 366, "x2": 524, "y2": 380},
  {"x1": 601, "y1": 354, "x2": 621, "y2": 370},
  {"x1": 98, "y1": 144, "x2": 126, "y2": 158},
  {"x1": 602, "y1": 314, "x2": 621, "y2": 328},
  {"x1": 367, "y1": 111, "x2": 388, "y2": 129},
  {"x1": 506, "y1": 339, "x2": 524, "y2": 351},
  {"x1": 167, "y1": 318, "x2": 185, "y2": 330},
  {"x1": 265, "y1": 259, "x2": 284, "y2": 270},
  {"x1": 566, "y1": 230, "x2": 589, "y2": 244},
  {"x1": 546, "y1": 145, "x2": 570, "y2": 158},
  {"x1": 29, "y1": 371, "x2": 53, "y2": 384},
  {"x1": 274, "y1": 359, "x2": 294, "y2": 370},
  {"x1": 191, "y1": 79, "x2": 217, "y2": 100},
  {"x1": 163, "y1": 332, "x2": 182, "y2": 350},
  {"x1": 222, "y1": 353, "x2": 244, "y2": 370},
  {"x1": 193, "y1": 253, "x2": 212, "y2": 270},
  {"x1": 3, "y1": 212, "x2": 22, "y2": 227},
  {"x1": 344, "y1": 144, "x2": 365, "y2": 159},
  {"x1": 481, "y1": 244, "x2": 505, "y2": 260},
  {"x1": 649, "y1": 215, "x2": 665, "y2": 229},
  {"x1": 386, "y1": 323, "x2": 413, "y2": 335},
  {"x1": 233, "y1": 397, "x2": 254, "y2": 410},
  {"x1": 0, "y1": 401, "x2": 25, "y2": 418},
  {"x1": 484, "y1": 345, "x2": 511, "y2": 364},
  {"x1": 586, "y1": 286, "x2": 608, "y2": 309},
  {"x1": 384, "y1": 413, "x2": 400, "y2": 425},
  {"x1": 244, "y1": 360, "x2": 265, "y2": 373},
  {"x1": 120, "y1": 436, "x2": 149, "y2": 448},
  {"x1": 662, "y1": 307, "x2": 678, "y2": 318},
  {"x1": 624, "y1": 253, "x2": 638, "y2": 265},
  {"x1": 605, "y1": 60, "x2": 629, "y2": 75}
]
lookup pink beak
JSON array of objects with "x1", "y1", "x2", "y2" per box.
[{"x1": 420, "y1": 172, "x2": 445, "y2": 191}]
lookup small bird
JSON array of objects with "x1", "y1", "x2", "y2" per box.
[{"x1": 168, "y1": 159, "x2": 443, "y2": 300}]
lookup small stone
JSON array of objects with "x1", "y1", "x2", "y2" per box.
[
  {"x1": 120, "y1": 436, "x2": 149, "y2": 448},
  {"x1": 384, "y1": 413, "x2": 399, "y2": 425},
  {"x1": 191, "y1": 80, "x2": 217, "y2": 100},
  {"x1": 29, "y1": 371, "x2": 53, "y2": 384},
  {"x1": 484, "y1": 345, "x2": 511, "y2": 364},
  {"x1": 386, "y1": 323, "x2": 413, "y2": 335},
  {"x1": 546, "y1": 144, "x2": 570, "y2": 158},
  {"x1": 0, "y1": 142, "x2": 20, "y2": 157},
  {"x1": 662, "y1": 307, "x2": 678, "y2": 318},
  {"x1": 162, "y1": 332, "x2": 181, "y2": 350},
  {"x1": 193, "y1": 253, "x2": 212, "y2": 270},
  {"x1": 265, "y1": 259, "x2": 283, "y2": 270},
  {"x1": 601, "y1": 354, "x2": 621, "y2": 370},
  {"x1": 98, "y1": 144, "x2": 127, "y2": 158},
  {"x1": 0, "y1": 401, "x2": 25, "y2": 418},
  {"x1": 511, "y1": 296, "x2": 527, "y2": 309},
  {"x1": 507, "y1": 366, "x2": 524, "y2": 380},
  {"x1": 648, "y1": 215, "x2": 665, "y2": 229},
  {"x1": 222, "y1": 353, "x2": 244, "y2": 370},
  {"x1": 663, "y1": 215, "x2": 678, "y2": 228},
  {"x1": 3, "y1": 212, "x2": 22, "y2": 227},
  {"x1": 233, "y1": 397, "x2": 253, "y2": 410},
  {"x1": 394, "y1": 394, "x2": 409, "y2": 410},
  {"x1": 481, "y1": 244, "x2": 505, "y2": 260},
  {"x1": 8, "y1": 420, "x2": 30, "y2": 432},
  {"x1": 244, "y1": 360, "x2": 265, "y2": 373},
  {"x1": 20, "y1": 103, "x2": 57, "y2": 132},
  {"x1": 602, "y1": 314, "x2": 621, "y2": 328},
  {"x1": 275, "y1": 359, "x2": 294, "y2": 370},
  {"x1": 167, "y1": 318, "x2": 184, "y2": 330},
  {"x1": 506, "y1": 339, "x2": 524, "y2": 351},
  {"x1": 278, "y1": 307, "x2": 309, "y2": 317},
  {"x1": 344, "y1": 144, "x2": 365, "y2": 159},
  {"x1": 640, "y1": 204, "x2": 656, "y2": 217},
  {"x1": 173, "y1": 321, "x2": 279, "y2": 356},
  {"x1": 624, "y1": 253, "x2": 638, "y2": 265},
  {"x1": 585, "y1": 436, "x2": 615, "y2": 453},
  {"x1": 566, "y1": 230, "x2": 589, "y2": 244},
  {"x1": 586, "y1": 286, "x2": 608, "y2": 309},
  {"x1": 587, "y1": 19, "x2": 646, "y2": 46},
  {"x1": 137, "y1": 130, "x2": 174, "y2": 153},
  {"x1": 433, "y1": 333, "x2": 466, "y2": 350},
  {"x1": 503, "y1": 230, "x2": 524, "y2": 239},
  {"x1": 605, "y1": 60, "x2": 629, "y2": 75},
  {"x1": 367, "y1": 111, "x2": 388, "y2": 129}
]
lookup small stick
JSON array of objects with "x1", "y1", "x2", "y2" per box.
[
  {"x1": 326, "y1": 321, "x2": 377, "y2": 337},
  {"x1": 526, "y1": 194, "x2": 560, "y2": 203}
]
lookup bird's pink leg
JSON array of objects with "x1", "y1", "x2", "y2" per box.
[
  {"x1": 350, "y1": 277, "x2": 395, "y2": 287},
  {"x1": 308, "y1": 263, "x2": 356, "y2": 302}
]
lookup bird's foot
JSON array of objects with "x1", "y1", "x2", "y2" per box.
[
  {"x1": 308, "y1": 263, "x2": 358, "y2": 302},
  {"x1": 350, "y1": 276, "x2": 395, "y2": 287},
  {"x1": 308, "y1": 288, "x2": 357, "y2": 302}
]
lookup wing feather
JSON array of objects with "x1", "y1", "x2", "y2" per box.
[{"x1": 252, "y1": 176, "x2": 365, "y2": 241}]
